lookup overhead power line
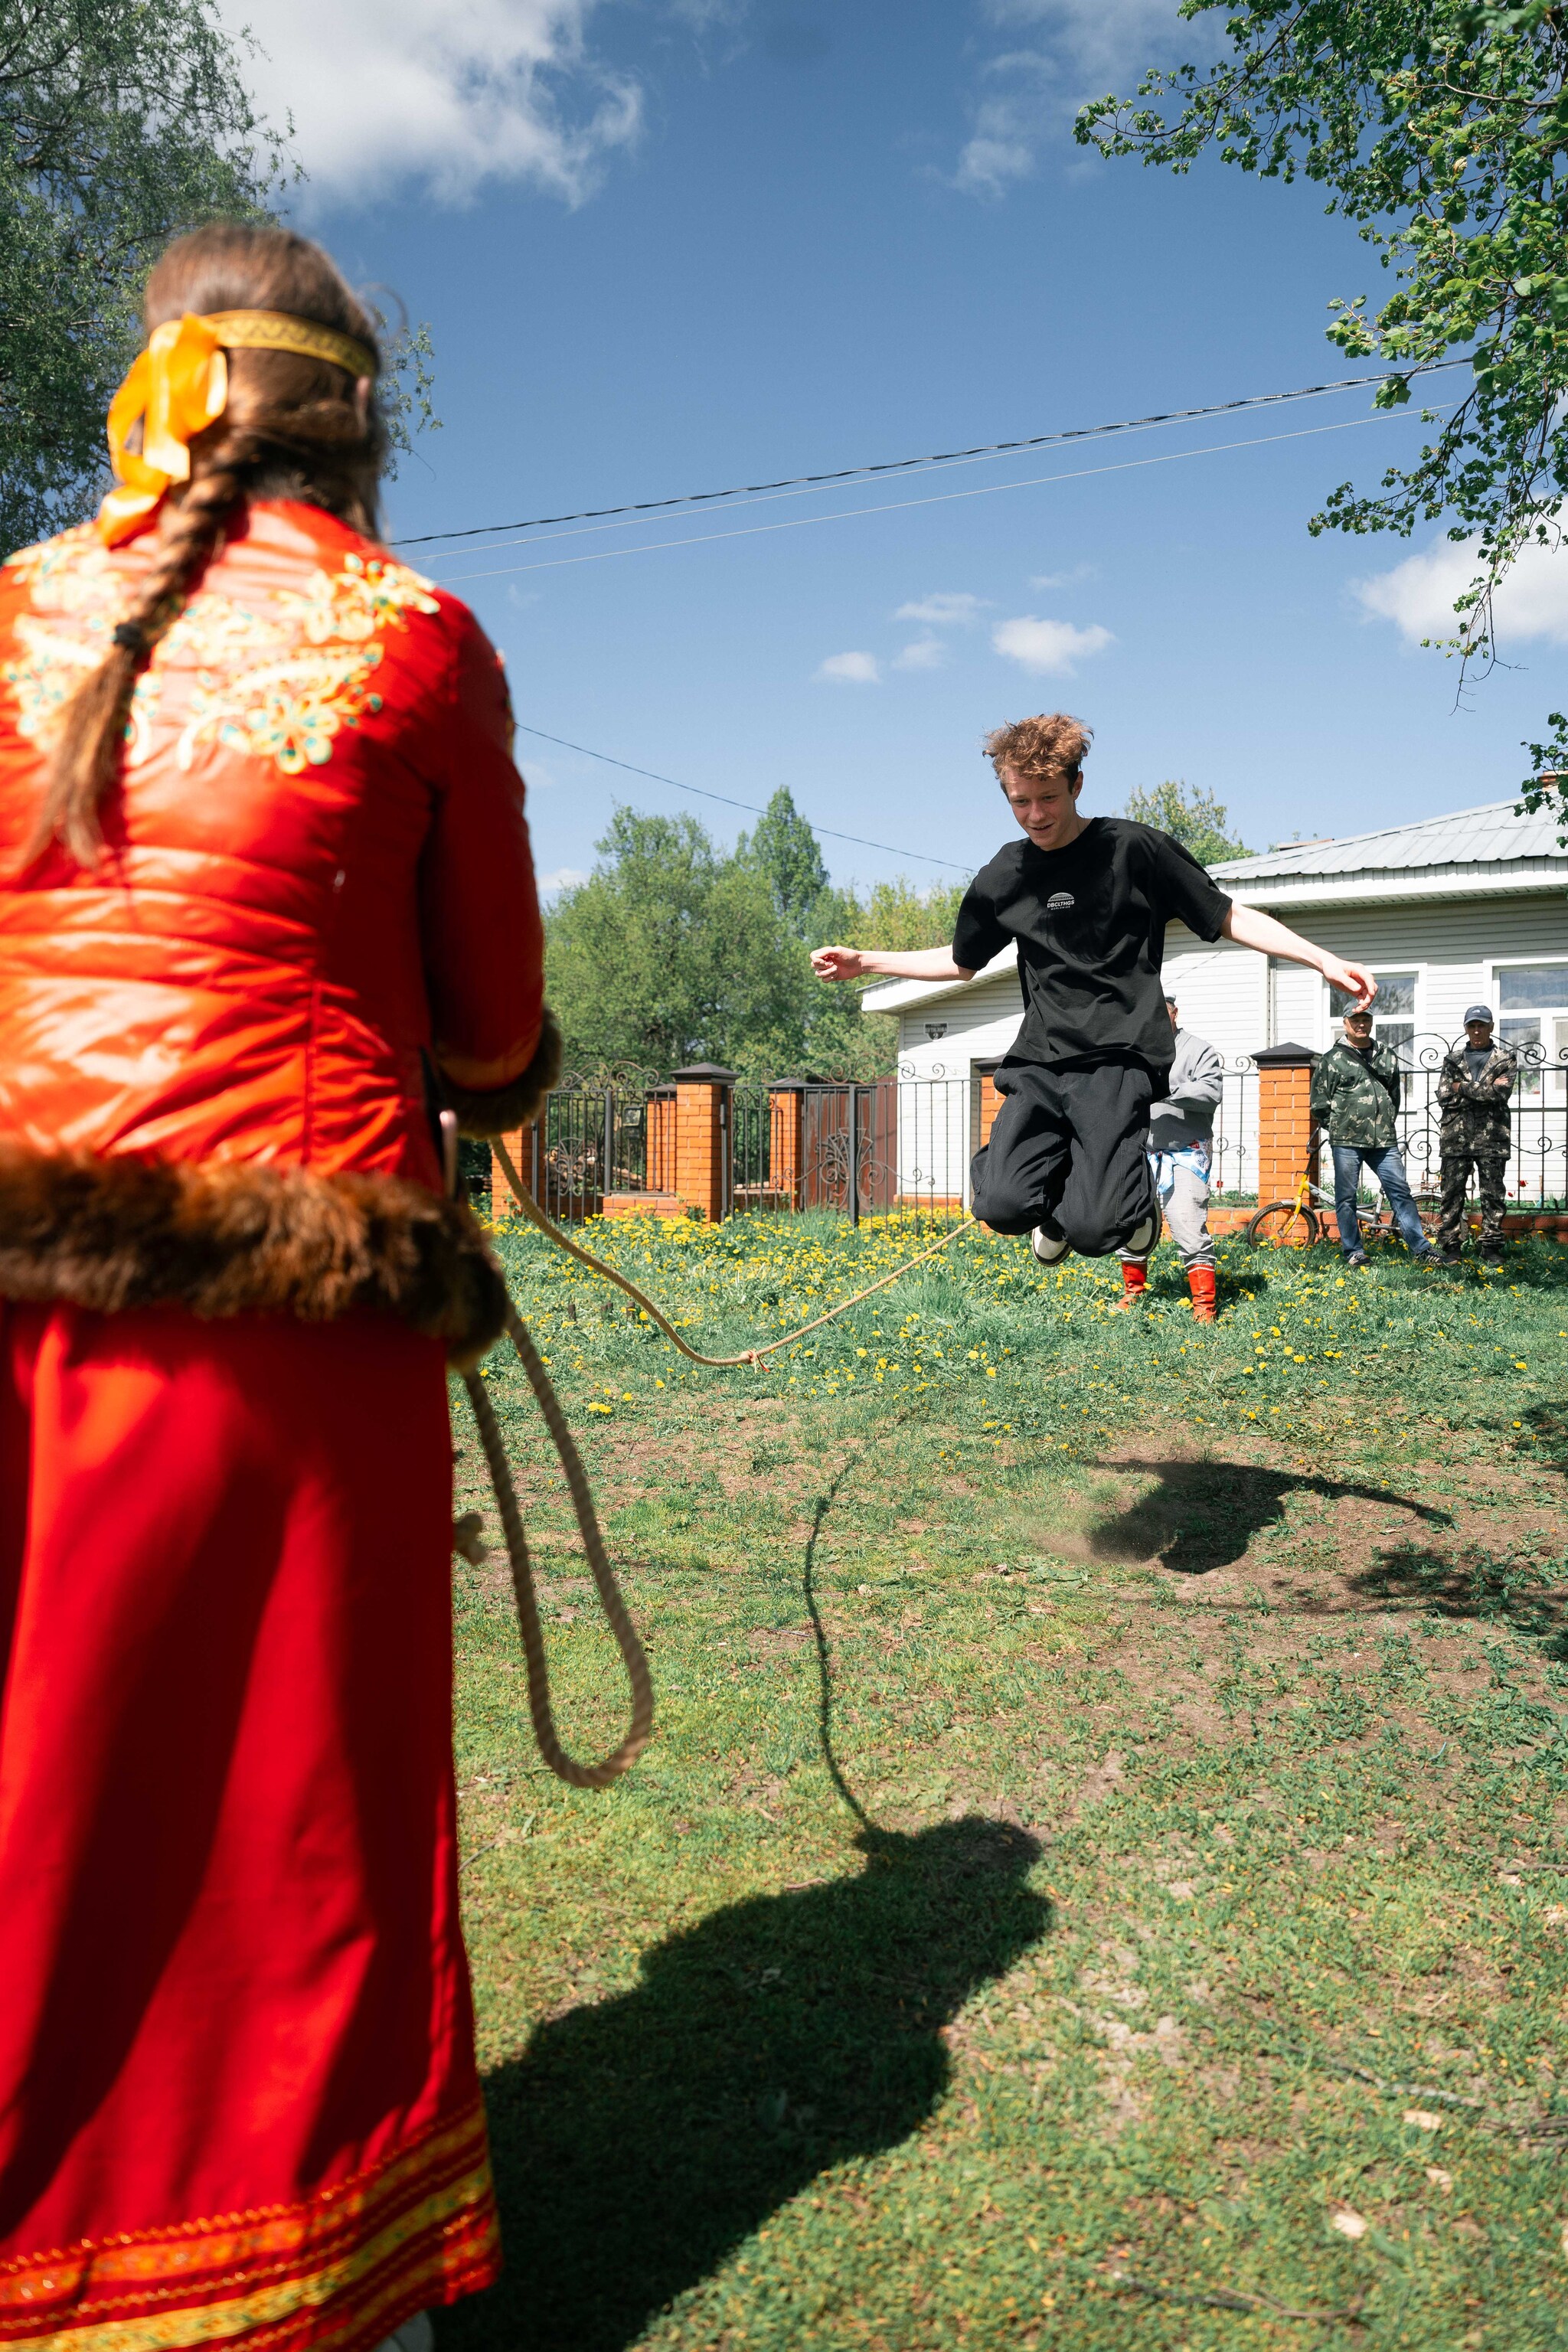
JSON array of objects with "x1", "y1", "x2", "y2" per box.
[
  {"x1": 515, "y1": 724, "x2": 973, "y2": 873},
  {"x1": 394, "y1": 360, "x2": 1468, "y2": 551},
  {"x1": 436, "y1": 405, "x2": 1449, "y2": 586}
]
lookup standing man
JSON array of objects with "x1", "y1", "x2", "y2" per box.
[
  {"x1": 812, "y1": 713, "x2": 1375, "y2": 1263},
  {"x1": 1117, "y1": 995, "x2": 1223, "y2": 1320},
  {"x1": 1434, "y1": 1005, "x2": 1517, "y2": 1268},
  {"x1": 1311, "y1": 1004, "x2": 1441, "y2": 1267}
]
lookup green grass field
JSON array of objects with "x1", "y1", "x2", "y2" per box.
[{"x1": 438, "y1": 1211, "x2": 1568, "y2": 2352}]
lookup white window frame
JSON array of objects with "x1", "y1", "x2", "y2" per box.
[
  {"x1": 1318, "y1": 962, "x2": 1426, "y2": 1054},
  {"x1": 1487, "y1": 956, "x2": 1568, "y2": 1096}
]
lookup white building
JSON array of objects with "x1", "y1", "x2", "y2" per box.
[{"x1": 863, "y1": 799, "x2": 1568, "y2": 1203}]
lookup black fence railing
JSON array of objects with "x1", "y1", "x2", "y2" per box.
[{"x1": 491, "y1": 1041, "x2": 1568, "y2": 1224}]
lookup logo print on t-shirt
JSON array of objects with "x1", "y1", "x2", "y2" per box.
[{"x1": 1046, "y1": 893, "x2": 1075, "y2": 912}]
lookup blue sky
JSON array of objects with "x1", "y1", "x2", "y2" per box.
[{"x1": 227, "y1": 0, "x2": 1568, "y2": 893}]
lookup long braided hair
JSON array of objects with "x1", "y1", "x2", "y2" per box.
[{"x1": 31, "y1": 224, "x2": 387, "y2": 870}]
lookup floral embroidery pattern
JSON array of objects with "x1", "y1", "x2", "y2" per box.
[{"x1": 2, "y1": 532, "x2": 440, "y2": 777}]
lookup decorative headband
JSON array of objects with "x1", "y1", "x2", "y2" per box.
[{"x1": 97, "y1": 309, "x2": 379, "y2": 547}]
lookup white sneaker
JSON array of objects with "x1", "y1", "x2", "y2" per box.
[
  {"x1": 1121, "y1": 1214, "x2": 1157, "y2": 1258},
  {"x1": 1031, "y1": 1223, "x2": 1070, "y2": 1265},
  {"x1": 376, "y1": 2318, "x2": 434, "y2": 2352}
]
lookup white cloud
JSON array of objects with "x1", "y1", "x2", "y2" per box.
[
  {"x1": 1355, "y1": 529, "x2": 1568, "y2": 648},
  {"x1": 893, "y1": 637, "x2": 948, "y2": 671},
  {"x1": 815, "y1": 650, "x2": 881, "y2": 684},
  {"x1": 894, "y1": 590, "x2": 988, "y2": 626},
  {"x1": 538, "y1": 865, "x2": 589, "y2": 895},
  {"x1": 220, "y1": 0, "x2": 642, "y2": 204},
  {"x1": 953, "y1": 1, "x2": 1215, "y2": 197},
  {"x1": 1029, "y1": 564, "x2": 1095, "y2": 590},
  {"x1": 991, "y1": 614, "x2": 1113, "y2": 673}
]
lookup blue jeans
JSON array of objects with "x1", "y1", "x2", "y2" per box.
[{"x1": 1331, "y1": 1143, "x2": 1430, "y2": 1257}]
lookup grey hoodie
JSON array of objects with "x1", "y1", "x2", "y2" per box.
[{"x1": 1148, "y1": 1025, "x2": 1223, "y2": 1153}]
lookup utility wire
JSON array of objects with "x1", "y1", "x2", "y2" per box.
[
  {"x1": 436, "y1": 405, "x2": 1445, "y2": 586},
  {"x1": 394, "y1": 360, "x2": 1468, "y2": 550},
  {"x1": 515, "y1": 724, "x2": 973, "y2": 872}
]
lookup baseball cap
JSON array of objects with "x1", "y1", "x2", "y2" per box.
[
  {"x1": 1463, "y1": 1004, "x2": 1494, "y2": 1026},
  {"x1": 1341, "y1": 1003, "x2": 1374, "y2": 1023}
]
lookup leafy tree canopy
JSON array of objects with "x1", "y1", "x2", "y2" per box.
[
  {"x1": 0, "y1": 0, "x2": 436, "y2": 560},
  {"x1": 546, "y1": 805, "x2": 965, "y2": 1081},
  {"x1": 740, "y1": 786, "x2": 829, "y2": 934},
  {"x1": 0, "y1": 0, "x2": 282, "y2": 556},
  {"x1": 1122, "y1": 779, "x2": 1253, "y2": 864},
  {"x1": 1077, "y1": 0, "x2": 1568, "y2": 822}
]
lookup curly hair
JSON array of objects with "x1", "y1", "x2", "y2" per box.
[{"x1": 983, "y1": 712, "x2": 1092, "y2": 783}]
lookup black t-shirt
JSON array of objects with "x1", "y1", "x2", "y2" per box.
[
  {"x1": 952, "y1": 818, "x2": 1232, "y2": 1072},
  {"x1": 1464, "y1": 1044, "x2": 1491, "y2": 1081}
]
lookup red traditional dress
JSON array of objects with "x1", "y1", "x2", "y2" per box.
[{"x1": 0, "y1": 500, "x2": 554, "y2": 2349}]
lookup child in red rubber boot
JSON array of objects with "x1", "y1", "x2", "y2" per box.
[{"x1": 1118, "y1": 997, "x2": 1222, "y2": 1319}]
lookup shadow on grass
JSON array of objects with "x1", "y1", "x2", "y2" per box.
[
  {"x1": 443, "y1": 1818, "x2": 1048, "y2": 2352},
  {"x1": 1083, "y1": 1459, "x2": 1451, "y2": 1576},
  {"x1": 1350, "y1": 1539, "x2": 1568, "y2": 1652}
]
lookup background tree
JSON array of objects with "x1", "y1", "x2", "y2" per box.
[
  {"x1": 0, "y1": 0, "x2": 282, "y2": 554},
  {"x1": 546, "y1": 805, "x2": 969, "y2": 1080},
  {"x1": 740, "y1": 786, "x2": 829, "y2": 935},
  {"x1": 1078, "y1": 0, "x2": 1568, "y2": 827},
  {"x1": 0, "y1": 0, "x2": 436, "y2": 560},
  {"x1": 1122, "y1": 779, "x2": 1253, "y2": 864}
]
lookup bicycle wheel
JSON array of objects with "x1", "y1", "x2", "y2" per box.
[{"x1": 1246, "y1": 1201, "x2": 1321, "y2": 1248}]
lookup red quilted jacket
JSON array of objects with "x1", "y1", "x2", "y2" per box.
[{"x1": 0, "y1": 500, "x2": 554, "y2": 1354}]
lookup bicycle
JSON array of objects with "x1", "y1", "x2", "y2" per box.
[{"x1": 1245, "y1": 1171, "x2": 1442, "y2": 1251}]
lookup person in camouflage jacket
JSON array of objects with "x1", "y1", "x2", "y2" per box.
[
  {"x1": 1309, "y1": 1006, "x2": 1439, "y2": 1266},
  {"x1": 1434, "y1": 1006, "x2": 1517, "y2": 1263}
]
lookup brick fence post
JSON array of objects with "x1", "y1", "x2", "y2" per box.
[
  {"x1": 491, "y1": 1119, "x2": 540, "y2": 1217},
  {"x1": 671, "y1": 1063, "x2": 737, "y2": 1221},
  {"x1": 767, "y1": 1080, "x2": 807, "y2": 1211},
  {"x1": 1253, "y1": 1042, "x2": 1319, "y2": 1230}
]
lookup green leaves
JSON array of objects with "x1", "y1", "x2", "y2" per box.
[{"x1": 1079, "y1": 0, "x2": 1568, "y2": 824}]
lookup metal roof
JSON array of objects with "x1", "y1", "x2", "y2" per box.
[{"x1": 1210, "y1": 796, "x2": 1565, "y2": 882}]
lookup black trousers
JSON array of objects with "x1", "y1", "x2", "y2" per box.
[{"x1": 970, "y1": 1060, "x2": 1161, "y2": 1256}]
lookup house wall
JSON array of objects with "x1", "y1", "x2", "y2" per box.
[{"x1": 1166, "y1": 891, "x2": 1567, "y2": 1057}]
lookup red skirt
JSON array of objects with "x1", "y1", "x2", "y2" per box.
[{"x1": 0, "y1": 1303, "x2": 500, "y2": 2349}]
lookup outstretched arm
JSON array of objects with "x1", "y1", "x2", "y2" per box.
[
  {"x1": 812, "y1": 944, "x2": 974, "y2": 983},
  {"x1": 1221, "y1": 903, "x2": 1376, "y2": 1011}
]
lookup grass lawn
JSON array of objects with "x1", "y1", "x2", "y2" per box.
[{"x1": 439, "y1": 1211, "x2": 1568, "y2": 2352}]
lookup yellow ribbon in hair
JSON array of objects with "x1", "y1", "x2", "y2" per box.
[{"x1": 97, "y1": 309, "x2": 379, "y2": 547}]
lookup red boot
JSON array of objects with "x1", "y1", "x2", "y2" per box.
[
  {"x1": 1112, "y1": 1260, "x2": 1148, "y2": 1312},
  {"x1": 1188, "y1": 1265, "x2": 1217, "y2": 1323}
]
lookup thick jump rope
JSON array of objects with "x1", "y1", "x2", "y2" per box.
[{"x1": 462, "y1": 1136, "x2": 975, "y2": 1789}]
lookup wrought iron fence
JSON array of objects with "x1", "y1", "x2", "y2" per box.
[
  {"x1": 506, "y1": 1039, "x2": 1566, "y2": 1224},
  {"x1": 1388, "y1": 1034, "x2": 1568, "y2": 1209}
]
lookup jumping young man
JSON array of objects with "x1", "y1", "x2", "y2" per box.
[{"x1": 812, "y1": 714, "x2": 1375, "y2": 1272}]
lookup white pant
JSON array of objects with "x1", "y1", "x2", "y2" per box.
[
  {"x1": 374, "y1": 2318, "x2": 433, "y2": 2352},
  {"x1": 1119, "y1": 1158, "x2": 1214, "y2": 1270}
]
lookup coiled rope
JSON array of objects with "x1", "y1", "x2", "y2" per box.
[{"x1": 468, "y1": 1138, "x2": 975, "y2": 1791}]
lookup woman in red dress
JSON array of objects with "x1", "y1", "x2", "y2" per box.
[{"x1": 0, "y1": 224, "x2": 557, "y2": 2350}]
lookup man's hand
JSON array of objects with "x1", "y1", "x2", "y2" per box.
[
  {"x1": 812, "y1": 946, "x2": 866, "y2": 982},
  {"x1": 1321, "y1": 957, "x2": 1377, "y2": 1010},
  {"x1": 1494, "y1": 1071, "x2": 1513, "y2": 1087}
]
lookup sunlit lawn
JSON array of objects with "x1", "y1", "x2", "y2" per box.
[{"x1": 439, "y1": 1210, "x2": 1568, "y2": 2352}]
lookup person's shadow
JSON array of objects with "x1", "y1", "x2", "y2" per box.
[
  {"x1": 441, "y1": 1815, "x2": 1047, "y2": 2351},
  {"x1": 1080, "y1": 1458, "x2": 1451, "y2": 1576},
  {"x1": 441, "y1": 1453, "x2": 1049, "y2": 2352}
]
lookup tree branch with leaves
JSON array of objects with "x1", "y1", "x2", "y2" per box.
[{"x1": 1077, "y1": 0, "x2": 1568, "y2": 828}]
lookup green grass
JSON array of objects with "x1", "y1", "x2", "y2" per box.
[{"x1": 439, "y1": 1214, "x2": 1568, "y2": 2351}]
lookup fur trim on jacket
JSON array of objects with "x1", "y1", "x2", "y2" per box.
[
  {"x1": 0, "y1": 1146, "x2": 509, "y2": 1368},
  {"x1": 443, "y1": 1006, "x2": 564, "y2": 1137}
]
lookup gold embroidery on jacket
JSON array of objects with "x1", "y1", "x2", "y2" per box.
[{"x1": 2, "y1": 530, "x2": 440, "y2": 776}]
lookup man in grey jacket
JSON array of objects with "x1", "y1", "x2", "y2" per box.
[{"x1": 1116, "y1": 995, "x2": 1223, "y2": 1320}]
